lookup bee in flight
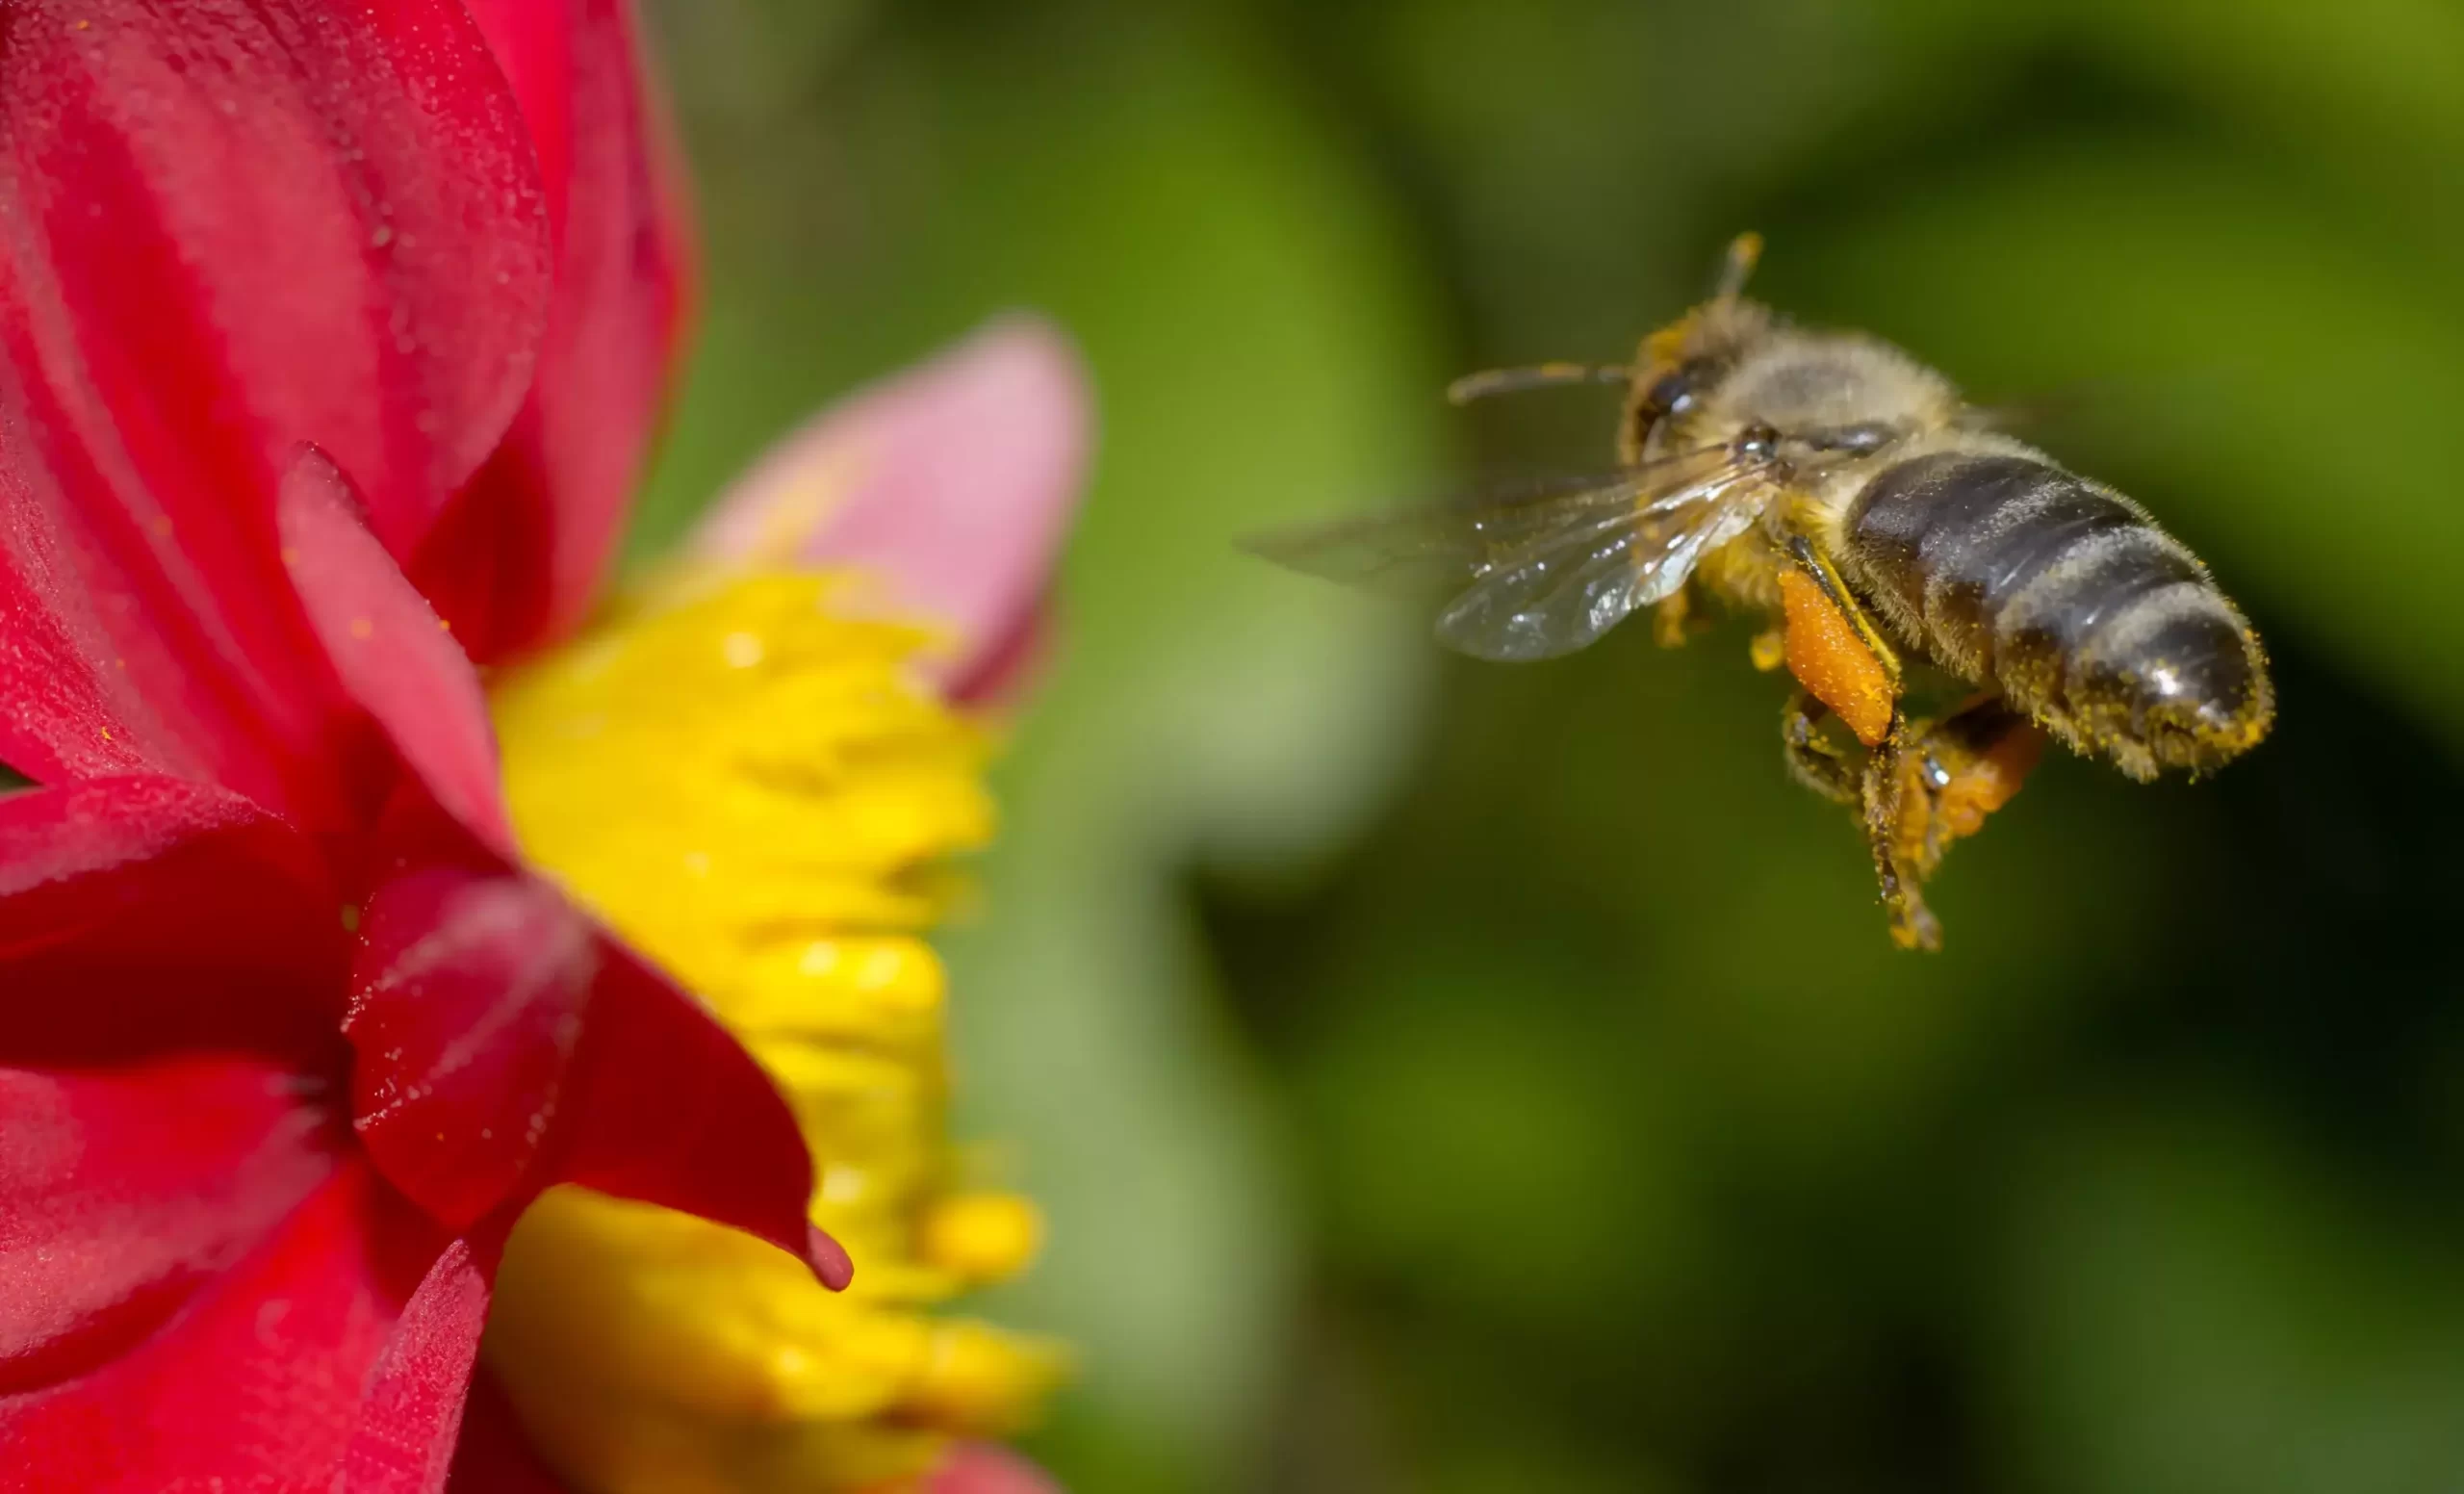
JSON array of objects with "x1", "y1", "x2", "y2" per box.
[{"x1": 1252, "y1": 235, "x2": 2272, "y2": 949}]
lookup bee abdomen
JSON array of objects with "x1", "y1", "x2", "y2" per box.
[{"x1": 1844, "y1": 451, "x2": 2272, "y2": 777}]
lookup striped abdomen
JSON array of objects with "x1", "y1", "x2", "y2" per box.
[{"x1": 1841, "y1": 450, "x2": 2272, "y2": 779}]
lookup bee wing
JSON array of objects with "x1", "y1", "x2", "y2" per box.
[
  {"x1": 1435, "y1": 470, "x2": 1768, "y2": 660},
  {"x1": 1245, "y1": 447, "x2": 1775, "y2": 662},
  {"x1": 1242, "y1": 469, "x2": 1659, "y2": 597}
]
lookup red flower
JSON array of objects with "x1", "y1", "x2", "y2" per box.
[
  {"x1": 0, "y1": 4, "x2": 837, "y2": 1490},
  {"x1": 415, "y1": 0, "x2": 697, "y2": 664}
]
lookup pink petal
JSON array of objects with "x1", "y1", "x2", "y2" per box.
[
  {"x1": 693, "y1": 316, "x2": 1091, "y2": 697},
  {"x1": 946, "y1": 586, "x2": 1056, "y2": 706},
  {"x1": 0, "y1": 0, "x2": 550, "y2": 817},
  {"x1": 417, "y1": 0, "x2": 695, "y2": 662},
  {"x1": 932, "y1": 1443, "x2": 1068, "y2": 1494}
]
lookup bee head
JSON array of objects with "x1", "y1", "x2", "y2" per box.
[{"x1": 1626, "y1": 301, "x2": 1776, "y2": 458}]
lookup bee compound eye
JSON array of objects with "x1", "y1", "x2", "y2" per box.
[
  {"x1": 1648, "y1": 370, "x2": 1696, "y2": 416},
  {"x1": 1823, "y1": 421, "x2": 1896, "y2": 454}
]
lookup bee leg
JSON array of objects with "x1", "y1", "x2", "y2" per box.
[
  {"x1": 1781, "y1": 689, "x2": 1860, "y2": 806},
  {"x1": 1859, "y1": 717, "x2": 1943, "y2": 952},
  {"x1": 1654, "y1": 583, "x2": 1711, "y2": 649},
  {"x1": 1893, "y1": 698, "x2": 2047, "y2": 884},
  {"x1": 1786, "y1": 684, "x2": 1940, "y2": 945},
  {"x1": 1653, "y1": 589, "x2": 1690, "y2": 648},
  {"x1": 1750, "y1": 625, "x2": 1787, "y2": 672},
  {"x1": 1769, "y1": 538, "x2": 1932, "y2": 944}
]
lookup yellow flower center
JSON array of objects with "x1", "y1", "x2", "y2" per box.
[{"x1": 483, "y1": 569, "x2": 1066, "y2": 1494}]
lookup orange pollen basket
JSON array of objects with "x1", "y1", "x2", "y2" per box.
[{"x1": 1779, "y1": 569, "x2": 1894, "y2": 747}]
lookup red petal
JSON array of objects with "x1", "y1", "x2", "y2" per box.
[
  {"x1": 442, "y1": 1363, "x2": 575, "y2": 1494},
  {"x1": 552, "y1": 940, "x2": 852, "y2": 1289},
  {"x1": 0, "y1": 776, "x2": 340, "y2": 1055},
  {"x1": 345, "y1": 869, "x2": 841, "y2": 1283},
  {"x1": 0, "y1": 1156, "x2": 468, "y2": 1493},
  {"x1": 0, "y1": 777, "x2": 411, "y2": 1487},
  {"x1": 418, "y1": 0, "x2": 694, "y2": 662},
  {"x1": 0, "y1": 1049, "x2": 501, "y2": 1492},
  {"x1": 341, "y1": 1233, "x2": 500, "y2": 1493},
  {"x1": 346, "y1": 871, "x2": 595, "y2": 1233},
  {"x1": 0, "y1": 790, "x2": 563, "y2": 1493},
  {"x1": 280, "y1": 449, "x2": 513, "y2": 855},
  {"x1": 0, "y1": 0, "x2": 550, "y2": 813},
  {"x1": 0, "y1": 1057, "x2": 341, "y2": 1404},
  {"x1": 441, "y1": 1363, "x2": 575, "y2": 1494}
]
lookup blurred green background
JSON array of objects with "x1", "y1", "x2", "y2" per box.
[{"x1": 632, "y1": 2, "x2": 2464, "y2": 1490}]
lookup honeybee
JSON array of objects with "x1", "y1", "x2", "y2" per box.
[{"x1": 1253, "y1": 235, "x2": 2272, "y2": 949}]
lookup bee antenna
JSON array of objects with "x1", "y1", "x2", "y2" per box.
[
  {"x1": 1714, "y1": 231, "x2": 1764, "y2": 303},
  {"x1": 1446, "y1": 362, "x2": 1632, "y2": 405}
]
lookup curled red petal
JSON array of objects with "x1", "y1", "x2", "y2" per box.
[
  {"x1": 418, "y1": 0, "x2": 694, "y2": 661},
  {"x1": 280, "y1": 448, "x2": 513, "y2": 855},
  {"x1": 345, "y1": 870, "x2": 839, "y2": 1282},
  {"x1": 549, "y1": 940, "x2": 850, "y2": 1289},
  {"x1": 346, "y1": 871, "x2": 596, "y2": 1234},
  {"x1": 694, "y1": 316, "x2": 1091, "y2": 698},
  {"x1": 0, "y1": 0, "x2": 550, "y2": 812}
]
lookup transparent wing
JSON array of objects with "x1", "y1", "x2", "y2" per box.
[
  {"x1": 1242, "y1": 467, "x2": 1672, "y2": 597},
  {"x1": 1245, "y1": 447, "x2": 1775, "y2": 662},
  {"x1": 1434, "y1": 471, "x2": 1767, "y2": 660}
]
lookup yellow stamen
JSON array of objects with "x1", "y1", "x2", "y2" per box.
[
  {"x1": 920, "y1": 1192, "x2": 1045, "y2": 1286},
  {"x1": 485, "y1": 568, "x2": 1066, "y2": 1493}
]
